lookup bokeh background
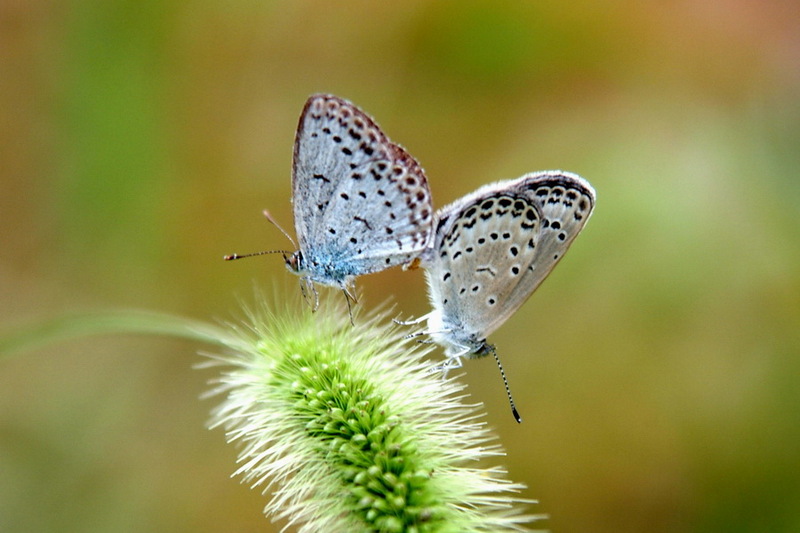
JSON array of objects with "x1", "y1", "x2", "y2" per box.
[{"x1": 2, "y1": 1, "x2": 798, "y2": 532}]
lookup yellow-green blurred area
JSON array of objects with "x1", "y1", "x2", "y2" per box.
[{"x1": 1, "y1": 1, "x2": 798, "y2": 531}]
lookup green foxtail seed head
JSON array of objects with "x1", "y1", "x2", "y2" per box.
[{"x1": 202, "y1": 296, "x2": 541, "y2": 532}]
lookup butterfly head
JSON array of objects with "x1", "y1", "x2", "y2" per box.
[
  {"x1": 470, "y1": 340, "x2": 495, "y2": 358},
  {"x1": 284, "y1": 250, "x2": 304, "y2": 275}
]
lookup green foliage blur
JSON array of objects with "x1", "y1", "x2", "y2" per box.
[{"x1": 1, "y1": 1, "x2": 798, "y2": 532}]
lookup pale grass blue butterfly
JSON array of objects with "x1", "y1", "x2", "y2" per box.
[
  {"x1": 405, "y1": 171, "x2": 596, "y2": 422},
  {"x1": 226, "y1": 94, "x2": 434, "y2": 311}
]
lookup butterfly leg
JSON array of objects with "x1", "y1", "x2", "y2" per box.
[
  {"x1": 436, "y1": 355, "x2": 464, "y2": 380},
  {"x1": 298, "y1": 278, "x2": 311, "y2": 309},
  {"x1": 341, "y1": 287, "x2": 357, "y2": 326},
  {"x1": 431, "y1": 344, "x2": 469, "y2": 379},
  {"x1": 299, "y1": 278, "x2": 319, "y2": 312},
  {"x1": 401, "y1": 323, "x2": 444, "y2": 345},
  {"x1": 393, "y1": 312, "x2": 431, "y2": 327},
  {"x1": 403, "y1": 330, "x2": 427, "y2": 340},
  {"x1": 404, "y1": 331, "x2": 439, "y2": 346},
  {"x1": 311, "y1": 282, "x2": 320, "y2": 312},
  {"x1": 395, "y1": 313, "x2": 435, "y2": 342}
]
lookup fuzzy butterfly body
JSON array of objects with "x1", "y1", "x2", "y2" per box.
[
  {"x1": 420, "y1": 170, "x2": 596, "y2": 365},
  {"x1": 286, "y1": 94, "x2": 434, "y2": 302}
]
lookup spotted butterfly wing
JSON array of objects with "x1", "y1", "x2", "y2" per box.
[
  {"x1": 423, "y1": 171, "x2": 595, "y2": 356},
  {"x1": 519, "y1": 171, "x2": 596, "y2": 310},
  {"x1": 290, "y1": 94, "x2": 434, "y2": 290}
]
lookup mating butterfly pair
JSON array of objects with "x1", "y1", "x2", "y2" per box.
[{"x1": 226, "y1": 94, "x2": 596, "y2": 422}]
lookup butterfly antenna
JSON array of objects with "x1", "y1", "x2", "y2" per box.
[
  {"x1": 262, "y1": 209, "x2": 297, "y2": 248},
  {"x1": 223, "y1": 210, "x2": 296, "y2": 261},
  {"x1": 223, "y1": 250, "x2": 289, "y2": 261},
  {"x1": 489, "y1": 345, "x2": 522, "y2": 423}
]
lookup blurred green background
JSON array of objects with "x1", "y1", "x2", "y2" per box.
[{"x1": 1, "y1": 1, "x2": 798, "y2": 531}]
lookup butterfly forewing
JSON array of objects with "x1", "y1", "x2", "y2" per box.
[
  {"x1": 292, "y1": 94, "x2": 433, "y2": 280},
  {"x1": 519, "y1": 171, "x2": 596, "y2": 298}
]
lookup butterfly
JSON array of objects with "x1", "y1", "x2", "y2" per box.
[
  {"x1": 405, "y1": 171, "x2": 596, "y2": 421},
  {"x1": 226, "y1": 94, "x2": 434, "y2": 310}
]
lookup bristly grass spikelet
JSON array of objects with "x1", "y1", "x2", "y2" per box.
[{"x1": 201, "y1": 294, "x2": 541, "y2": 532}]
